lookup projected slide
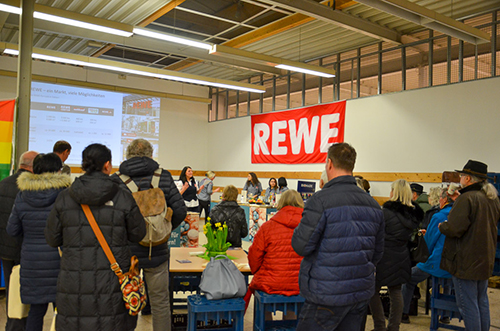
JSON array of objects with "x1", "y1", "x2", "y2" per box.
[{"x1": 29, "y1": 82, "x2": 160, "y2": 166}]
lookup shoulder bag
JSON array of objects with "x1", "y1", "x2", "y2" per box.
[
  {"x1": 409, "y1": 229, "x2": 430, "y2": 263},
  {"x1": 81, "y1": 204, "x2": 147, "y2": 316}
]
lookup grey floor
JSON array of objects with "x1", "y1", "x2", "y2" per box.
[{"x1": 2, "y1": 218, "x2": 500, "y2": 330}]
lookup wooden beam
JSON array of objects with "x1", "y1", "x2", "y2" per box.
[
  {"x1": 91, "y1": 43, "x2": 116, "y2": 57},
  {"x1": 137, "y1": 0, "x2": 187, "y2": 27}
]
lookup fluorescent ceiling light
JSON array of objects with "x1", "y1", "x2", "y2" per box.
[
  {"x1": 210, "y1": 45, "x2": 336, "y2": 78},
  {"x1": 133, "y1": 28, "x2": 212, "y2": 50},
  {"x1": 33, "y1": 12, "x2": 133, "y2": 37},
  {"x1": 2, "y1": 48, "x2": 265, "y2": 93},
  {"x1": 275, "y1": 64, "x2": 335, "y2": 78},
  {"x1": 0, "y1": 3, "x2": 20, "y2": 14}
]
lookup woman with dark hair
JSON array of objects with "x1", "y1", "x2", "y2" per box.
[
  {"x1": 7, "y1": 153, "x2": 71, "y2": 331},
  {"x1": 264, "y1": 177, "x2": 279, "y2": 204},
  {"x1": 369, "y1": 179, "x2": 422, "y2": 331},
  {"x1": 179, "y1": 166, "x2": 204, "y2": 212},
  {"x1": 243, "y1": 172, "x2": 262, "y2": 199},
  {"x1": 45, "y1": 143, "x2": 146, "y2": 331},
  {"x1": 278, "y1": 177, "x2": 289, "y2": 193}
]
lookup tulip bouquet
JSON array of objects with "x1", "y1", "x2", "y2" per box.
[{"x1": 199, "y1": 217, "x2": 233, "y2": 260}]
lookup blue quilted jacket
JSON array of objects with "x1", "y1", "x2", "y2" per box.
[
  {"x1": 7, "y1": 172, "x2": 71, "y2": 304},
  {"x1": 292, "y1": 175, "x2": 385, "y2": 307}
]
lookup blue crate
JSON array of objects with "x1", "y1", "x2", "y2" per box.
[
  {"x1": 430, "y1": 277, "x2": 464, "y2": 331},
  {"x1": 254, "y1": 291, "x2": 305, "y2": 331},
  {"x1": 187, "y1": 294, "x2": 245, "y2": 331}
]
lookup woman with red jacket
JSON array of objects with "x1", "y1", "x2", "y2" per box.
[{"x1": 245, "y1": 189, "x2": 304, "y2": 313}]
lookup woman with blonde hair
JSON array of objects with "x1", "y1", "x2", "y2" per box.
[
  {"x1": 369, "y1": 179, "x2": 422, "y2": 331},
  {"x1": 245, "y1": 190, "x2": 304, "y2": 313},
  {"x1": 197, "y1": 171, "x2": 220, "y2": 220}
]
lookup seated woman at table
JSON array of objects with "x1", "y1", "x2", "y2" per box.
[
  {"x1": 245, "y1": 190, "x2": 304, "y2": 315},
  {"x1": 243, "y1": 172, "x2": 262, "y2": 199},
  {"x1": 264, "y1": 177, "x2": 279, "y2": 204},
  {"x1": 278, "y1": 177, "x2": 289, "y2": 193},
  {"x1": 209, "y1": 185, "x2": 248, "y2": 248}
]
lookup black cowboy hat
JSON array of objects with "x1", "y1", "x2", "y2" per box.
[{"x1": 455, "y1": 160, "x2": 490, "y2": 179}]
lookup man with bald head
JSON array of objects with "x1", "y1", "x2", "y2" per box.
[{"x1": 0, "y1": 150, "x2": 38, "y2": 330}]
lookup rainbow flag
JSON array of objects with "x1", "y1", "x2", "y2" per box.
[{"x1": 0, "y1": 100, "x2": 15, "y2": 180}]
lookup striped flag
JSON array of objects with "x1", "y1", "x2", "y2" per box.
[{"x1": 0, "y1": 100, "x2": 15, "y2": 180}]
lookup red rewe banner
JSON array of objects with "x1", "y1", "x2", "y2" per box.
[{"x1": 251, "y1": 101, "x2": 346, "y2": 164}]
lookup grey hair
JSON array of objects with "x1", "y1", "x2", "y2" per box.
[
  {"x1": 428, "y1": 187, "x2": 441, "y2": 206},
  {"x1": 466, "y1": 174, "x2": 498, "y2": 200},
  {"x1": 19, "y1": 151, "x2": 36, "y2": 167},
  {"x1": 320, "y1": 170, "x2": 328, "y2": 185},
  {"x1": 126, "y1": 139, "x2": 153, "y2": 159},
  {"x1": 205, "y1": 171, "x2": 216, "y2": 179},
  {"x1": 439, "y1": 187, "x2": 454, "y2": 204}
]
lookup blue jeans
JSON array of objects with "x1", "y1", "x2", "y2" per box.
[
  {"x1": 296, "y1": 300, "x2": 369, "y2": 331},
  {"x1": 401, "y1": 266, "x2": 430, "y2": 314},
  {"x1": 26, "y1": 303, "x2": 50, "y2": 331},
  {"x1": 452, "y1": 276, "x2": 490, "y2": 331}
]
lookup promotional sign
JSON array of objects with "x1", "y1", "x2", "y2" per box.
[
  {"x1": 297, "y1": 181, "x2": 316, "y2": 202},
  {"x1": 251, "y1": 101, "x2": 346, "y2": 164},
  {"x1": 0, "y1": 100, "x2": 15, "y2": 180}
]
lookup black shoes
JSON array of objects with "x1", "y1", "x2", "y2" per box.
[
  {"x1": 401, "y1": 313, "x2": 410, "y2": 324},
  {"x1": 440, "y1": 316, "x2": 451, "y2": 324}
]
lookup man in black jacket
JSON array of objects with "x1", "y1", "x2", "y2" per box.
[
  {"x1": 0, "y1": 150, "x2": 38, "y2": 331},
  {"x1": 112, "y1": 139, "x2": 186, "y2": 331}
]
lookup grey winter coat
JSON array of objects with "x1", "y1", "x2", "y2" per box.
[
  {"x1": 45, "y1": 172, "x2": 146, "y2": 331},
  {"x1": 7, "y1": 172, "x2": 71, "y2": 304}
]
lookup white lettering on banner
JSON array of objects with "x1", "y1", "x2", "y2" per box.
[
  {"x1": 254, "y1": 123, "x2": 270, "y2": 155},
  {"x1": 320, "y1": 114, "x2": 340, "y2": 153},
  {"x1": 272, "y1": 121, "x2": 288, "y2": 155},
  {"x1": 288, "y1": 116, "x2": 319, "y2": 154}
]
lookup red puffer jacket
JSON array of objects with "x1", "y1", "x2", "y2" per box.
[{"x1": 248, "y1": 206, "x2": 303, "y2": 295}]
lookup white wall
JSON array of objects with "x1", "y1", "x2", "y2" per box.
[
  {"x1": 0, "y1": 56, "x2": 210, "y2": 172},
  {"x1": 208, "y1": 76, "x2": 500, "y2": 197}
]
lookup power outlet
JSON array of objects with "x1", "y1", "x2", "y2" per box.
[{"x1": 118, "y1": 74, "x2": 127, "y2": 80}]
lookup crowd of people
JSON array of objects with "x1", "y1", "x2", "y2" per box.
[{"x1": 0, "y1": 139, "x2": 499, "y2": 331}]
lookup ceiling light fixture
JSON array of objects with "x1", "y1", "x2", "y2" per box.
[
  {"x1": 33, "y1": 12, "x2": 133, "y2": 37},
  {"x1": 2, "y1": 47, "x2": 265, "y2": 93},
  {"x1": 210, "y1": 45, "x2": 335, "y2": 78},
  {"x1": 0, "y1": 3, "x2": 20, "y2": 14},
  {"x1": 133, "y1": 28, "x2": 212, "y2": 50}
]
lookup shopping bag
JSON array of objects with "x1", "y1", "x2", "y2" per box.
[
  {"x1": 199, "y1": 255, "x2": 247, "y2": 300},
  {"x1": 50, "y1": 308, "x2": 57, "y2": 331},
  {"x1": 8, "y1": 265, "x2": 30, "y2": 319},
  {"x1": 410, "y1": 230, "x2": 429, "y2": 263}
]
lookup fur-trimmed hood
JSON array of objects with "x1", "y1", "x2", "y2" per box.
[
  {"x1": 16, "y1": 172, "x2": 72, "y2": 209},
  {"x1": 17, "y1": 172, "x2": 72, "y2": 191}
]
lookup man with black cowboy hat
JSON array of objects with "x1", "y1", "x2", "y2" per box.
[
  {"x1": 410, "y1": 183, "x2": 431, "y2": 213},
  {"x1": 439, "y1": 160, "x2": 500, "y2": 331}
]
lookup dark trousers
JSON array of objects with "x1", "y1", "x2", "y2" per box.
[
  {"x1": 199, "y1": 200, "x2": 211, "y2": 220},
  {"x1": 297, "y1": 300, "x2": 369, "y2": 331},
  {"x1": 26, "y1": 303, "x2": 52, "y2": 331},
  {"x1": 2, "y1": 259, "x2": 27, "y2": 331}
]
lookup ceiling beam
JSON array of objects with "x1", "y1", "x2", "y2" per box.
[
  {"x1": 91, "y1": 43, "x2": 116, "y2": 57},
  {"x1": 257, "y1": 0, "x2": 402, "y2": 44},
  {"x1": 355, "y1": 0, "x2": 490, "y2": 45},
  {"x1": 26, "y1": 19, "x2": 283, "y2": 75},
  {"x1": 137, "y1": 0, "x2": 187, "y2": 27},
  {"x1": 165, "y1": 0, "x2": 358, "y2": 71}
]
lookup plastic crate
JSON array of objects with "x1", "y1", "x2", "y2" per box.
[
  {"x1": 430, "y1": 277, "x2": 464, "y2": 331},
  {"x1": 254, "y1": 291, "x2": 305, "y2": 331},
  {"x1": 187, "y1": 294, "x2": 245, "y2": 331}
]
